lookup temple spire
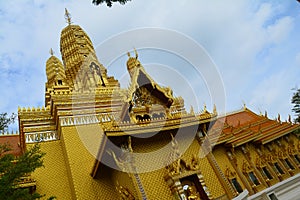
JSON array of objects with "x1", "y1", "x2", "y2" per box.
[{"x1": 64, "y1": 8, "x2": 72, "y2": 25}]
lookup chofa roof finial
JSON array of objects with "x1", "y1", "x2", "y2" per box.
[
  {"x1": 242, "y1": 100, "x2": 246, "y2": 110},
  {"x1": 49, "y1": 48, "x2": 54, "y2": 56},
  {"x1": 134, "y1": 48, "x2": 138, "y2": 59}
]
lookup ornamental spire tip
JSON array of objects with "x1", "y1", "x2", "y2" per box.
[
  {"x1": 49, "y1": 48, "x2": 54, "y2": 56},
  {"x1": 64, "y1": 8, "x2": 72, "y2": 25}
]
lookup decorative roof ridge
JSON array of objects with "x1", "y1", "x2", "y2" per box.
[
  {"x1": 255, "y1": 125, "x2": 300, "y2": 144},
  {"x1": 126, "y1": 51, "x2": 174, "y2": 108},
  {"x1": 260, "y1": 122, "x2": 295, "y2": 134},
  {"x1": 229, "y1": 117, "x2": 269, "y2": 131},
  {"x1": 104, "y1": 113, "x2": 211, "y2": 133},
  {"x1": 215, "y1": 107, "x2": 247, "y2": 119},
  {"x1": 218, "y1": 107, "x2": 269, "y2": 121},
  {"x1": 18, "y1": 106, "x2": 50, "y2": 113},
  {"x1": 0, "y1": 130, "x2": 19, "y2": 136}
]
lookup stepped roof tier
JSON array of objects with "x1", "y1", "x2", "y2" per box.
[{"x1": 209, "y1": 108, "x2": 299, "y2": 147}]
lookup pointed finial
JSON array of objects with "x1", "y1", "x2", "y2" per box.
[
  {"x1": 225, "y1": 117, "x2": 228, "y2": 125},
  {"x1": 64, "y1": 8, "x2": 72, "y2": 25},
  {"x1": 190, "y1": 105, "x2": 194, "y2": 115},
  {"x1": 288, "y1": 114, "x2": 292, "y2": 123},
  {"x1": 213, "y1": 104, "x2": 217, "y2": 114},
  {"x1": 203, "y1": 103, "x2": 207, "y2": 112},
  {"x1": 127, "y1": 51, "x2": 131, "y2": 57},
  {"x1": 265, "y1": 111, "x2": 268, "y2": 118},
  {"x1": 134, "y1": 48, "x2": 138, "y2": 59},
  {"x1": 277, "y1": 113, "x2": 281, "y2": 122},
  {"x1": 242, "y1": 101, "x2": 246, "y2": 110},
  {"x1": 50, "y1": 48, "x2": 54, "y2": 56}
]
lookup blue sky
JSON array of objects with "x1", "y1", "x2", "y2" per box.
[{"x1": 0, "y1": 0, "x2": 300, "y2": 129}]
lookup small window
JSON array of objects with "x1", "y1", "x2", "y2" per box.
[
  {"x1": 262, "y1": 167, "x2": 273, "y2": 180},
  {"x1": 294, "y1": 154, "x2": 300, "y2": 164},
  {"x1": 284, "y1": 158, "x2": 295, "y2": 170},
  {"x1": 152, "y1": 113, "x2": 165, "y2": 119},
  {"x1": 268, "y1": 193, "x2": 279, "y2": 200},
  {"x1": 58, "y1": 80, "x2": 62, "y2": 85},
  {"x1": 248, "y1": 172, "x2": 260, "y2": 186},
  {"x1": 231, "y1": 178, "x2": 243, "y2": 193},
  {"x1": 274, "y1": 163, "x2": 284, "y2": 174}
]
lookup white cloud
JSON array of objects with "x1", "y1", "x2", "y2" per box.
[
  {"x1": 266, "y1": 16, "x2": 294, "y2": 44},
  {"x1": 249, "y1": 66, "x2": 297, "y2": 120},
  {"x1": 0, "y1": 0, "x2": 299, "y2": 127}
]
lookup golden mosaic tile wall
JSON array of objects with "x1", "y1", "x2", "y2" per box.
[
  {"x1": 130, "y1": 132, "x2": 174, "y2": 199},
  {"x1": 60, "y1": 125, "x2": 118, "y2": 199},
  {"x1": 138, "y1": 169, "x2": 173, "y2": 200},
  {"x1": 212, "y1": 145, "x2": 245, "y2": 193},
  {"x1": 29, "y1": 141, "x2": 72, "y2": 199}
]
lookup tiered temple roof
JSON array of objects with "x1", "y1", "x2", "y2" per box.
[{"x1": 210, "y1": 108, "x2": 299, "y2": 147}]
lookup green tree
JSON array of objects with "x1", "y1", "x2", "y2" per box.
[
  {"x1": 0, "y1": 113, "x2": 55, "y2": 199},
  {"x1": 92, "y1": 0, "x2": 131, "y2": 7},
  {"x1": 0, "y1": 112, "x2": 16, "y2": 133},
  {"x1": 0, "y1": 144, "x2": 45, "y2": 199},
  {"x1": 291, "y1": 88, "x2": 300, "y2": 123}
]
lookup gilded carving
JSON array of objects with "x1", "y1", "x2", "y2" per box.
[
  {"x1": 116, "y1": 182, "x2": 135, "y2": 200},
  {"x1": 225, "y1": 166, "x2": 237, "y2": 179},
  {"x1": 186, "y1": 186, "x2": 200, "y2": 200},
  {"x1": 242, "y1": 160, "x2": 252, "y2": 173},
  {"x1": 108, "y1": 137, "x2": 133, "y2": 172},
  {"x1": 188, "y1": 154, "x2": 201, "y2": 171}
]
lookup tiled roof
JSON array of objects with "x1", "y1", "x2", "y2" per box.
[
  {"x1": 209, "y1": 108, "x2": 299, "y2": 147},
  {"x1": 0, "y1": 135, "x2": 22, "y2": 156}
]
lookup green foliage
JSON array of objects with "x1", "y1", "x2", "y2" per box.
[
  {"x1": 0, "y1": 112, "x2": 16, "y2": 132},
  {"x1": 0, "y1": 144, "x2": 48, "y2": 199},
  {"x1": 92, "y1": 0, "x2": 131, "y2": 7},
  {"x1": 0, "y1": 112, "x2": 56, "y2": 199},
  {"x1": 291, "y1": 88, "x2": 300, "y2": 123}
]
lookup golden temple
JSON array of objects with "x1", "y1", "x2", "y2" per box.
[{"x1": 7, "y1": 9, "x2": 300, "y2": 200}]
